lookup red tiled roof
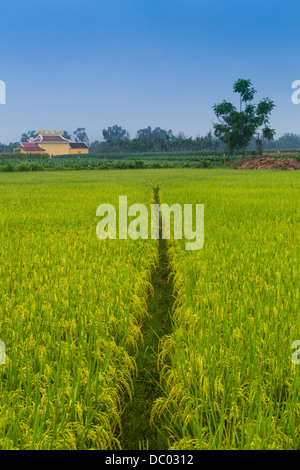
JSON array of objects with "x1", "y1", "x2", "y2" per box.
[
  {"x1": 20, "y1": 142, "x2": 46, "y2": 152},
  {"x1": 31, "y1": 134, "x2": 70, "y2": 143},
  {"x1": 69, "y1": 142, "x2": 89, "y2": 149}
]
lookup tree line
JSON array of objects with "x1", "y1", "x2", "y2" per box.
[
  {"x1": 90, "y1": 127, "x2": 221, "y2": 153},
  {"x1": 2, "y1": 127, "x2": 299, "y2": 155},
  {"x1": 0, "y1": 127, "x2": 221, "y2": 154}
]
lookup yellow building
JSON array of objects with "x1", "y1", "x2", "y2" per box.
[{"x1": 14, "y1": 131, "x2": 89, "y2": 156}]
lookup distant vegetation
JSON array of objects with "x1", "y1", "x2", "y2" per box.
[
  {"x1": 0, "y1": 151, "x2": 222, "y2": 172},
  {"x1": 3, "y1": 128, "x2": 300, "y2": 158},
  {"x1": 1, "y1": 150, "x2": 300, "y2": 173}
]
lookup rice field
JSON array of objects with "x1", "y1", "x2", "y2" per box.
[
  {"x1": 0, "y1": 168, "x2": 299, "y2": 450},
  {"x1": 0, "y1": 171, "x2": 157, "y2": 449},
  {"x1": 152, "y1": 170, "x2": 300, "y2": 449}
]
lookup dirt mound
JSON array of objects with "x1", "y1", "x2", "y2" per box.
[{"x1": 234, "y1": 156, "x2": 300, "y2": 171}]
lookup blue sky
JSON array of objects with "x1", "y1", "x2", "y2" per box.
[{"x1": 1, "y1": 0, "x2": 300, "y2": 143}]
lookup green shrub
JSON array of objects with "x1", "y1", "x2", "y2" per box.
[
  {"x1": 134, "y1": 160, "x2": 145, "y2": 169},
  {"x1": 17, "y1": 162, "x2": 31, "y2": 172},
  {"x1": 2, "y1": 163, "x2": 15, "y2": 172}
]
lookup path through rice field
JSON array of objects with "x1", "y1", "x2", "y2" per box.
[{"x1": 120, "y1": 186, "x2": 174, "y2": 450}]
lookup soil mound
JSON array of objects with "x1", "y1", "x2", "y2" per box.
[{"x1": 234, "y1": 156, "x2": 300, "y2": 171}]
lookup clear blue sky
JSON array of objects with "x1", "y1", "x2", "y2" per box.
[{"x1": 1, "y1": 0, "x2": 300, "y2": 143}]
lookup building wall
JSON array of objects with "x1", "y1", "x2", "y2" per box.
[
  {"x1": 40, "y1": 143, "x2": 71, "y2": 156},
  {"x1": 69, "y1": 147, "x2": 89, "y2": 155},
  {"x1": 19, "y1": 149, "x2": 46, "y2": 155}
]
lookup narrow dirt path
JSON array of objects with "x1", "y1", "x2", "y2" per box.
[{"x1": 120, "y1": 186, "x2": 174, "y2": 450}]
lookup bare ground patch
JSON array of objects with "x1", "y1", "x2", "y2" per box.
[{"x1": 234, "y1": 155, "x2": 300, "y2": 171}]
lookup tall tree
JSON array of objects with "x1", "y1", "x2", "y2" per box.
[
  {"x1": 21, "y1": 130, "x2": 38, "y2": 142},
  {"x1": 61, "y1": 130, "x2": 71, "y2": 140},
  {"x1": 102, "y1": 125, "x2": 129, "y2": 143},
  {"x1": 136, "y1": 126, "x2": 174, "y2": 142},
  {"x1": 136, "y1": 126, "x2": 153, "y2": 140},
  {"x1": 274, "y1": 133, "x2": 300, "y2": 149},
  {"x1": 73, "y1": 128, "x2": 89, "y2": 145},
  {"x1": 213, "y1": 79, "x2": 276, "y2": 159}
]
